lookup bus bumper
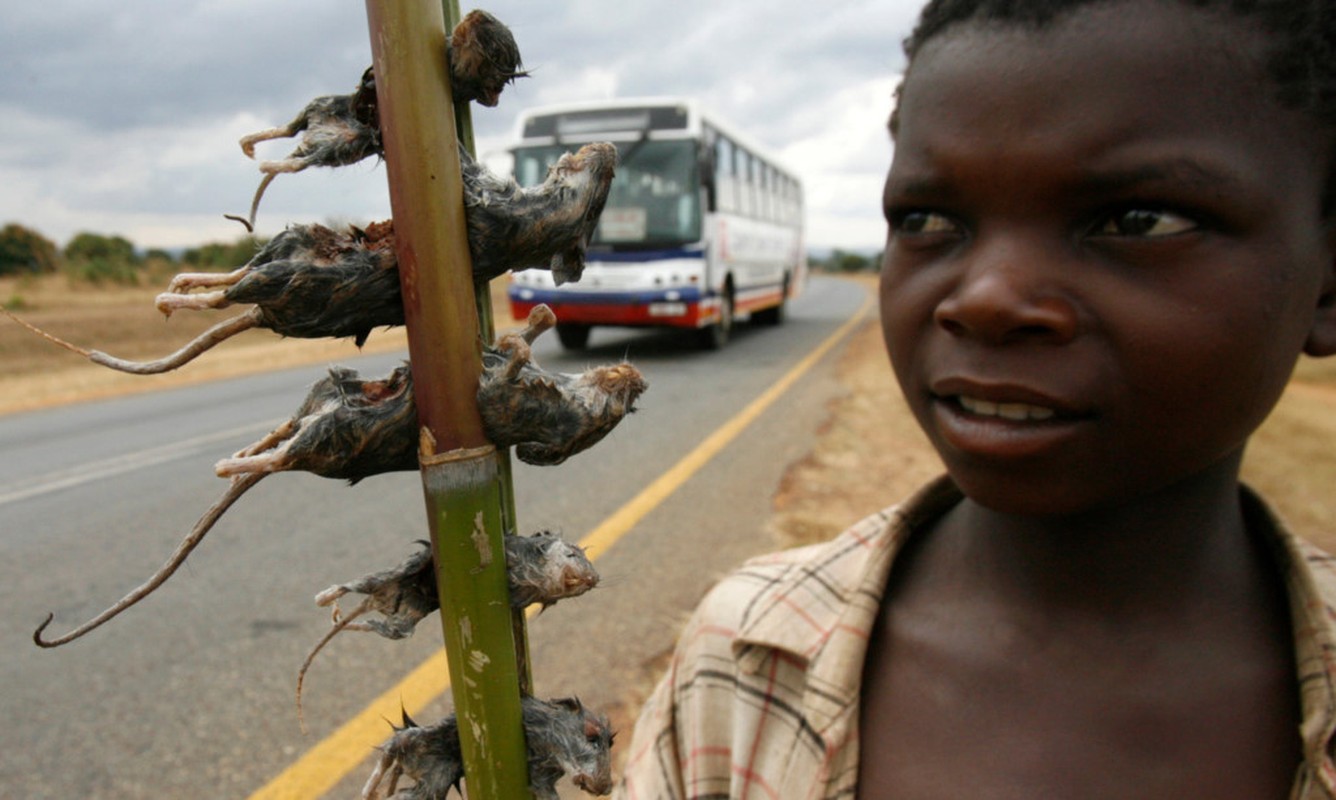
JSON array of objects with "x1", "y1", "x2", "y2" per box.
[{"x1": 508, "y1": 286, "x2": 707, "y2": 329}]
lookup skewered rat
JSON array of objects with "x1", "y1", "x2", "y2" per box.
[
  {"x1": 314, "y1": 531, "x2": 598, "y2": 636},
  {"x1": 295, "y1": 532, "x2": 598, "y2": 730},
  {"x1": 234, "y1": 9, "x2": 527, "y2": 229},
  {"x1": 215, "y1": 303, "x2": 646, "y2": 478},
  {"x1": 362, "y1": 696, "x2": 614, "y2": 800}
]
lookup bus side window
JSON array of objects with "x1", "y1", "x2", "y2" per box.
[
  {"x1": 762, "y1": 164, "x2": 774, "y2": 223},
  {"x1": 737, "y1": 150, "x2": 753, "y2": 218},
  {"x1": 756, "y1": 161, "x2": 767, "y2": 221},
  {"x1": 714, "y1": 136, "x2": 735, "y2": 214}
]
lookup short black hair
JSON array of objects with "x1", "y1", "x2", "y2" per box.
[
  {"x1": 894, "y1": 0, "x2": 1336, "y2": 210},
  {"x1": 901, "y1": 0, "x2": 1335, "y2": 123}
]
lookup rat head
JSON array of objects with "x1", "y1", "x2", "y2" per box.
[
  {"x1": 551, "y1": 697, "x2": 615, "y2": 796},
  {"x1": 551, "y1": 145, "x2": 618, "y2": 218},
  {"x1": 587, "y1": 362, "x2": 648, "y2": 412},
  {"x1": 448, "y1": 9, "x2": 528, "y2": 106},
  {"x1": 550, "y1": 141, "x2": 620, "y2": 186},
  {"x1": 505, "y1": 530, "x2": 600, "y2": 609},
  {"x1": 532, "y1": 531, "x2": 600, "y2": 599},
  {"x1": 497, "y1": 142, "x2": 617, "y2": 285},
  {"x1": 551, "y1": 142, "x2": 619, "y2": 263},
  {"x1": 880, "y1": 0, "x2": 1336, "y2": 517}
]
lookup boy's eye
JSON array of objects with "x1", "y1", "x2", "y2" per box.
[
  {"x1": 1095, "y1": 208, "x2": 1197, "y2": 237},
  {"x1": 892, "y1": 210, "x2": 959, "y2": 236}
]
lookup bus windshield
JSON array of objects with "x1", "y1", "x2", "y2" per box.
[{"x1": 513, "y1": 139, "x2": 702, "y2": 249}]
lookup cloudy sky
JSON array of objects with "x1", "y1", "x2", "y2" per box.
[{"x1": 1, "y1": 1, "x2": 919, "y2": 253}]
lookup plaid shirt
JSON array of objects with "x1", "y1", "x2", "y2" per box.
[{"x1": 616, "y1": 477, "x2": 1336, "y2": 799}]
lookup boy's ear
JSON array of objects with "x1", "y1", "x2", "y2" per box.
[{"x1": 1304, "y1": 236, "x2": 1336, "y2": 356}]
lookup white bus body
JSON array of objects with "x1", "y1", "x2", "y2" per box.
[{"x1": 505, "y1": 98, "x2": 806, "y2": 349}]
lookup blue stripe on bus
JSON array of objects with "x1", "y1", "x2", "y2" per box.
[
  {"x1": 584, "y1": 247, "x2": 706, "y2": 263},
  {"x1": 508, "y1": 285, "x2": 704, "y2": 305}
]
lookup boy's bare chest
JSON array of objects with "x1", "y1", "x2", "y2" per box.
[{"x1": 854, "y1": 620, "x2": 1301, "y2": 799}]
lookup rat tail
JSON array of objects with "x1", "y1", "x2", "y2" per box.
[
  {"x1": 296, "y1": 597, "x2": 372, "y2": 734},
  {"x1": 1, "y1": 307, "x2": 95, "y2": 359},
  {"x1": 4, "y1": 307, "x2": 262, "y2": 375},
  {"x1": 89, "y1": 310, "x2": 262, "y2": 374},
  {"x1": 223, "y1": 171, "x2": 276, "y2": 234},
  {"x1": 33, "y1": 473, "x2": 265, "y2": 648}
]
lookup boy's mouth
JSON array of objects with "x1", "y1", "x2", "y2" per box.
[
  {"x1": 932, "y1": 392, "x2": 1088, "y2": 461},
  {"x1": 956, "y1": 395, "x2": 1056, "y2": 421}
]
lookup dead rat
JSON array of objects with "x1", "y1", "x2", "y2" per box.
[
  {"x1": 478, "y1": 304, "x2": 648, "y2": 465},
  {"x1": 31, "y1": 306, "x2": 641, "y2": 648},
  {"x1": 215, "y1": 303, "x2": 646, "y2": 478},
  {"x1": 296, "y1": 532, "x2": 598, "y2": 730},
  {"x1": 312, "y1": 531, "x2": 598, "y2": 636},
  {"x1": 362, "y1": 696, "x2": 614, "y2": 800},
  {"x1": 234, "y1": 9, "x2": 527, "y2": 230},
  {"x1": 461, "y1": 141, "x2": 618, "y2": 286},
  {"x1": 2, "y1": 221, "x2": 401, "y2": 376}
]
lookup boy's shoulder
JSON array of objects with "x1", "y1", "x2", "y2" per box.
[
  {"x1": 690, "y1": 477, "x2": 961, "y2": 661},
  {"x1": 675, "y1": 505, "x2": 895, "y2": 676}
]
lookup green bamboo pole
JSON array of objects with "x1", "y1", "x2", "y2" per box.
[
  {"x1": 440, "y1": 0, "x2": 532, "y2": 692},
  {"x1": 364, "y1": 2, "x2": 530, "y2": 797}
]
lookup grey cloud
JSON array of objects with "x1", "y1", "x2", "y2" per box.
[{"x1": 1, "y1": 0, "x2": 919, "y2": 249}]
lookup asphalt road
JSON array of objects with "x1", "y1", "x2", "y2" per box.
[{"x1": 0, "y1": 275, "x2": 870, "y2": 799}]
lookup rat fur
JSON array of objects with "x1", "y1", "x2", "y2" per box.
[
  {"x1": 295, "y1": 532, "x2": 598, "y2": 730},
  {"x1": 362, "y1": 696, "x2": 614, "y2": 800}
]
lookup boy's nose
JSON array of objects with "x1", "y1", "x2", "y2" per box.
[{"x1": 933, "y1": 240, "x2": 1080, "y2": 345}]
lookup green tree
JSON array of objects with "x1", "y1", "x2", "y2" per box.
[
  {"x1": 181, "y1": 236, "x2": 261, "y2": 269},
  {"x1": 832, "y1": 249, "x2": 872, "y2": 273},
  {"x1": 63, "y1": 231, "x2": 141, "y2": 284},
  {"x1": 0, "y1": 223, "x2": 61, "y2": 276},
  {"x1": 65, "y1": 232, "x2": 139, "y2": 265}
]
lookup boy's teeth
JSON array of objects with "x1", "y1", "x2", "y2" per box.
[{"x1": 958, "y1": 395, "x2": 1055, "y2": 421}]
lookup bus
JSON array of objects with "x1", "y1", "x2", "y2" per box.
[{"x1": 505, "y1": 97, "x2": 806, "y2": 349}]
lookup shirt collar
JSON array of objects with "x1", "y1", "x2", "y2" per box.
[
  {"x1": 732, "y1": 476, "x2": 962, "y2": 732},
  {"x1": 1244, "y1": 486, "x2": 1336, "y2": 794}
]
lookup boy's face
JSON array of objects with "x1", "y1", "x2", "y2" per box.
[{"x1": 880, "y1": 0, "x2": 1336, "y2": 516}]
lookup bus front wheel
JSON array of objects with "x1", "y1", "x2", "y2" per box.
[
  {"x1": 556, "y1": 323, "x2": 591, "y2": 350},
  {"x1": 752, "y1": 274, "x2": 789, "y2": 326},
  {"x1": 698, "y1": 288, "x2": 734, "y2": 350}
]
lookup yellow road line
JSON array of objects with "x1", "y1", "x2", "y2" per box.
[{"x1": 247, "y1": 294, "x2": 874, "y2": 799}]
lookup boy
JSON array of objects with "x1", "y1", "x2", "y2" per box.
[{"x1": 617, "y1": 0, "x2": 1336, "y2": 797}]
